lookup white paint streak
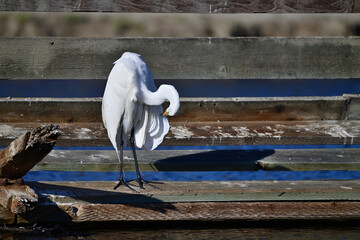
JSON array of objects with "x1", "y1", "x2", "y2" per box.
[
  {"x1": 197, "y1": 126, "x2": 211, "y2": 131},
  {"x1": 74, "y1": 127, "x2": 92, "y2": 139},
  {"x1": 0, "y1": 125, "x2": 26, "y2": 138},
  {"x1": 170, "y1": 126, "x2": 194, "y2": 139}
]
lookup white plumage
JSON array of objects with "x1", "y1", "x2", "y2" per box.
[{"x1": 102, "y1": 52, "x2": 180, "y2": 189}]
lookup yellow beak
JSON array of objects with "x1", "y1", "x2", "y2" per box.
[{"x1": 161, "y1": 110, "x2": 169, "y2": 116}]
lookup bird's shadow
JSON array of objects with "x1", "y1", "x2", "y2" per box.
[
  {"x1": 151, "y1": 149, "x2": 275, "y2": 171},
  {"x1": 20, "y1": 181, "x2": 176, "y2": 223}
]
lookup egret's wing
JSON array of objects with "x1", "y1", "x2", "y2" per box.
[
  {"x1": 134, "y1": 105, "x2": 169, "y2": 151},
  {"x1": 133, "y1": 60, "x2": 169, "y2": 150}
]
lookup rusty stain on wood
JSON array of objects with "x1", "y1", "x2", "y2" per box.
[
  {"x1": 1, "y1": 96, "x2": 357, "y2": 123},
  {"x1": 0, "y1": 0, "x2": 356, "y2": 13}
]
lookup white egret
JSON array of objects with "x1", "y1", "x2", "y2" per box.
[{"x1": 102, "y1": 52, "x2": 180, "y2": 190}]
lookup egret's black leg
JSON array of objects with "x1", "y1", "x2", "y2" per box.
[
  {"x1": 129, "y1": 128, "x2": 144, "y2": 188},
  {"x1": 129, "y1": 128, "x2": 163, "y2": 190},
  {"x1": 114, "y1": 139, "x2": 137, "y2": 192}
]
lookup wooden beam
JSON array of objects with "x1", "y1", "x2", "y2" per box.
[
  {"x1": 344, "y1": 94, "x2": 360, "y2": 120},
  {"x1": 1, "y1": 37, "x2": 359, "y2": 80},
  {"x1": 8, "y1": 180, "x2": 360, "y2": 223},
  {"x1": 258, "y1": 148, "x2": 360, "y2": 171},
  {"x1": 0, "y1": 96, "x2": 355, "y2": 123},
  {"x1": 30, "y1": 148, "x2": 360, "y2": 172},
  {"x1": 0, "y1": 0, "x2": 356, "y2": 13},
  {"x1": 1, "y1": 121, "x2": 359, "y2": 147},
  {"x1": 36, "y1": 149, "x2": 262, "y2": 172},
  {"x1": 21, "y1": 180, "x2": 360, "y2": 203},
  {"x1": 17, "y1": 201, "x2": 360, "y2": 223}
]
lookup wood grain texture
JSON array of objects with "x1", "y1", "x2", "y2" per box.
[
  {"x1": 9, "y1": 180, "x2": 360, "y2": 223},
  {"x1": 258, "y1": 148, "x2": 360, "y2": 171},
  {"x1": 17, "y1": 202, "x2": 360, "y2": 223},
  {"x1": 0, "y1": 125, "x2": 60, "y2": 179},
  {"x1": 0, "y1": 0, "x2": 356, "y2": 13},
  {"x1": 355, "y1": 0, "x2": 360, "y2": 11},
  {"x1": 36, "y1": 149, "x2": 260, "y2": 172},
  {"x1": 0, "y1": 205, "x2": 15, "y2": 225},
  {"x1": 1, "y1": 37, "x2": 359, "y2": 80},
  {"x1": 0, "y1": 96, "x2": 356, "y2": 123},
  {"x1": 0, "y1": 121, "x2": 359, "y2": 147},
  {"x1": 31, "y1": 148, "x2": 360, "y2": 172},
  {"x1": 25, "y1": 180, "x2": 360, "y2": 203},
  {"x1": 0, "y1": 185, "x2": 38, "y2": 214}
]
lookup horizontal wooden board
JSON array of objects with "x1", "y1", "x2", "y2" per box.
[
  {"x1": 10, "y1": 180, "x2": 360, "y2": 223},
  {"x1": 31, "y1": 148, "x2": 360, "y2": 172},
  {"x1": 17, "y1": 201, "x2": 360, "y2": 223},
  {"x1": 258, "y1": 148, "x2": 360, "y2": 171},
  {"x1": 0, "y1": 0, "x2": 357, "y2": 13},
  {"x1": 0, "y1": 121, "x2": 359, "y2": 147},
  {"x1": 25, "y1": 180, "x2": 360, "y2": 203},
  {"x1": 1, "y1": 37, "x2": 359, "y2": 80},
  {"x1": 36, "y1": 149, "x2": 259, "y2": 172},
  {"x1": 1, "y1": 96, "x2": 358, "y2": 123}
]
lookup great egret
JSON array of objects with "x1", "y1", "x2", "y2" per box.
[{"x1": 102, "y1": 52, "x2": 180, "y2": 190}]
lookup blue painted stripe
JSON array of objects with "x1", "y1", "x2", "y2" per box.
[
  {"x1": 0, "y1": 78, "x2": 359, "y2": 98},
  {"x1": 24, "y1": 170, "x2": 360, "y2": 182}
]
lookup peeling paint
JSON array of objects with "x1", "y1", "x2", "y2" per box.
[
  {"x1": 170, "y1": 126, "x2": 194, "y2": 139},
  {"x1": 74, "y1": 127, "x2": 92, "y2": 139}
]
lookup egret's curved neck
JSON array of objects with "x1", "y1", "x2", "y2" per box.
[
  {"x1": 139, "y1": 84, "x2": 179, "y2": 113},
  {"x1": 139, "y1": 85, "x2": 169, "y2": 106},
  {"x1": 139, "y1": 84, "x2": 178, "y2": 106}
]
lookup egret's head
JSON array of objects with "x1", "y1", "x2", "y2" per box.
[{"x1": 160, "y1": 85, "x2": 180, "y2": 117}]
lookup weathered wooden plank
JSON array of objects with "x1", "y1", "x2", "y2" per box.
[
  {"x1": 0, "y1": 96, "x2": 354, "y2": 123},
  {"x1": 30, "y1": 148, "x2": 360, "y2": 172},
  {"x1": 0, "y1": 185, "x2": 38, "y2": 214},
  {"x1": 0, "y1": 125, "x2": 60, "y2": 179},
  {"x1": 344, "y1": 94, "x2": 360, "y2": 120},
  {"x1": 1, "y1": 37, "x2": 359, "y2": 80},
  {"x1": 25, "y1": 180, "x2": 360, "y2": 203},
  {"x1": 1, "y1": 121, "x2": 359, "y2": 147},
  {"x1": 0, "y1": 0, "x2": 356, "y2": 13},
  {"x1": 355, "y1": 0, "x2": 360, "y2": 12},
  {"x1": 258, "y1": 149, "x2": 360, "y2": 171},
  {"x1": 9, "y1": 180, "x2": 360, "y2": 223},
  {"x1": 36, "y1": 149, "x2": 260, "y2": 172},
  {"x1": 17, "y1": 202, "x2": 360, "y2": 224},
  {"x1": 0, "y1": 205, "x2": 16, "y2": 225}
]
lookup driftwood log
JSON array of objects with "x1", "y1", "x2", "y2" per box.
[
  {"x1": 0, "y1": 125, "x2": 61, "y2": 180},
  {"x1": 0, "y1": 125, "x2": 60, "y2": 214}
]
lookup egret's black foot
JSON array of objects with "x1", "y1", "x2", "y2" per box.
[
  {"x1": 130, "y1": 178, "x2": 164, "y2": 191},
  {"x1": 113, "y1": 178, "x2": 138, "y2": 192}
]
